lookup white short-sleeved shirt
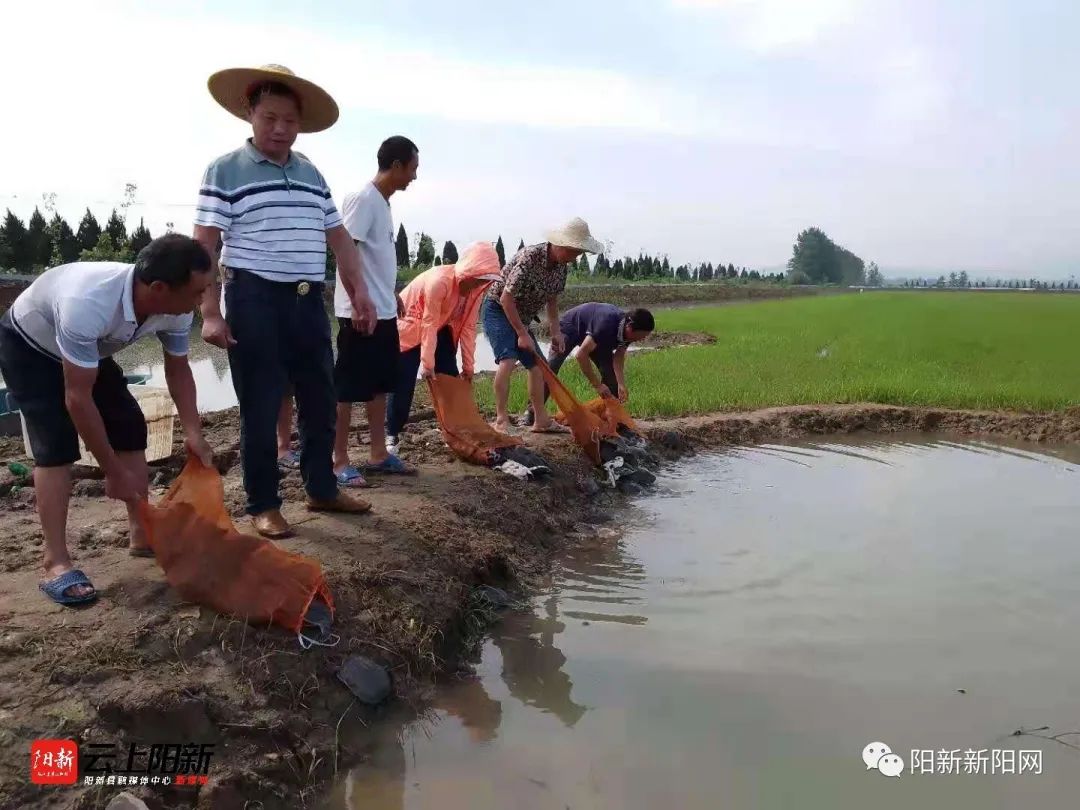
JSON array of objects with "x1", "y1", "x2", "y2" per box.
[
  {"x1": 8, "y1": 262, "x2": 192, "y2": 368},
  {"x1": 334, "y1": 182, "x2": 398, "y2": 320}
]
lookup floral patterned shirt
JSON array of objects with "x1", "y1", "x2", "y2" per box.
[{"x1": 487, "y1": 242, "x2": 569, "y2": 323}]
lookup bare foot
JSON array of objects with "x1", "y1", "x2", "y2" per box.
[
  {"x1": 492, "y1": 419, "x2": 514, "y2": 434},
  {"x1": 42, "y1": 562, "x2": 94, "y2": 600}
]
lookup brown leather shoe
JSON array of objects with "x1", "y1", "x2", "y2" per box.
[
  {"x1": 251, "y1": 509, "x2": 293, "y2": 539},
  {"x1": 306, "y1": 492, "x2": 372, "y2": 514}
]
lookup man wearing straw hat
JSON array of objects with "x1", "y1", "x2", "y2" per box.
[
  {"x1": 481, "y1": 218, "x2": 605, "y2": 434},
  {"x1": 193, "y1": 64, "x2": 375, "y2": 539}
]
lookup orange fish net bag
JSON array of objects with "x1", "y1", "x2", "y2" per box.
[
  {"x1": 533, "y1": 355, "x2": 618, "y2": 465},
  {"x1": 427, "y1": 373, "x2": 523, "y2": 465},
  {"x1": 139, "y1": 459, "x2": 334, "y2": 638},
  {"x1": 556, "y1": 395, "x2": 638, "y2": 437},
  {"x1": 537, "y1": 356, "x2": 656, "y2": 489}
]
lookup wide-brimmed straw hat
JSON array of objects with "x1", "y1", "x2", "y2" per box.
[
  {"x1": 207, "y1": 64, "x2": 339, "y2": 133},
  {"x1": 545, "y1": 217, "x2": 605, "y2": 254}
]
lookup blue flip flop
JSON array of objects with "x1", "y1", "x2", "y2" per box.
[
  {"x1": 278, "y1": 450, "x2": 301, "y2": 470},
  {"x1": 335, "y1": 465, "x2": 369, "y2": 488},
  {"x1": 39, "y1": 569, "x2": 97, "y2": 606},
  {"x1": 364, "y1": 455, "x2": 417, "y2": 476}
]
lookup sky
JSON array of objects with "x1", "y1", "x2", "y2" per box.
[{"x1": 2, "y1": 0, "x2": 1078, "y2": 278}]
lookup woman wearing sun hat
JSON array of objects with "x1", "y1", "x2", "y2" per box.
[
  {"x1": 481, "y1": 217, "x2": 605, "y2": 435},
  {"x1": 192, "y1": 64, "x2": 375, "y2": 539}
]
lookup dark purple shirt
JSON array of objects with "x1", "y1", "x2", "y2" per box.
[{"x1": 559, "y1": 302, "x2": 626, "y2": 357}]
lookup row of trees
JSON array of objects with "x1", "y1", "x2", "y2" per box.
[
  {"x1": 590, "y1": 253, "x2": 782, "y2": 283},
  {"x1": 902, "y1": 277, "x2": 1079, "y2": 290},
  {"x1": 787, "y1": 227, "x2": 868, "y2": 285},
  {"x1": 393, "y1": 229, "x2": 517, "y2": 271},
  {"x1": 3, "y1": 206, "x2": 842, "y2": 289},
  {"x1": 390, "y1": 227, "x2": 783, "y2": 284},
  {"x1": 1, "y1": 206, "x2": 154, "y2": 273}
]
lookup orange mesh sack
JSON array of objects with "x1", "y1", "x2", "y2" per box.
[
  {"x1": 534, "y1": 355, "x2": 616, "y2": 465},
  {"x1": 428, "y1": 374, "x2": 523, "y2": 465},
  {"x1": 556, "y1": 396, "x2": 638, "y2": 435},
  {"x1": 140, "y1": 458, "x2": 333, "y2": 634}
]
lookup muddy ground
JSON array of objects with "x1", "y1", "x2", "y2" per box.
[{"x1": 2, "y1": 349, "x2": 1080, "y2": 807}]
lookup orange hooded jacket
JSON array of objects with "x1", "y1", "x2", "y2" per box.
[{"x1": 397, "y1": 241, "x2": 502, "y2": 376}]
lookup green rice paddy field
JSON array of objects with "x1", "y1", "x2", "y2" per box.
[{"x1": 480, "y1": 292, "x2": 1080, "y2": 417}]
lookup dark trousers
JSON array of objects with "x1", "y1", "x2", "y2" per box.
[
  {"x1": 526, "y1": 340, "x2": 618, "y2": 419},
  {"x1": 386, "y1": 326, "x2": 459, "y2": 437},
  {"x1": 225, "y1": 270, "x2": 338, "y2": 515}
]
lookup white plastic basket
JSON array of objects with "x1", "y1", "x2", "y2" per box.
[{"x1": 20, "y1": 386, "x2": 177, "y2": 466}]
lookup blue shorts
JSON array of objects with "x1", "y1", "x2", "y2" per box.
[{"x1": 482, "y1": 298, "x2": 543, "y2": 369}]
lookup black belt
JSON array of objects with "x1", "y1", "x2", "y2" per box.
[{"x1": 224, "y1": 267, "x2": 323, "y2": 297}]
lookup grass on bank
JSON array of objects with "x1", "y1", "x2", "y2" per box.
[{"x1": 474, "y1": 292, "x2": 1080, "y2": 417}]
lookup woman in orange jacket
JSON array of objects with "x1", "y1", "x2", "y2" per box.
[{"x1": 386, "y1": 241, "x2": 502, "y2": 451}]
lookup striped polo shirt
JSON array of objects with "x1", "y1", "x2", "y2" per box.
[{"x1": 193, "y1": 139, "x2": 342, "y2": 282}]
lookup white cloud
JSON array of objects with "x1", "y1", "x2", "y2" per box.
[
  {"x1": 0, "y1": 1, "x2": 761, "y2": 233},
  {"x1": 2, "y1": 3, "x2": 703, "y2": 136},
  {"x1": 0, "y1": 2, "x2": 722, "y2": 233},
  {"x1": 872, "y1": 47, "x2": 948, "y2": 128},
  {"x1": 671, "y1": 0, "x2": 860, "y2": 52}
]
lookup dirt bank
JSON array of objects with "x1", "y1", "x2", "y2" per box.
[
  {"x1": 646, "y1": 402, "x2": 1080, "y2": 449},
  {"x1": 1, "y1": 399, "x2": 1079, "y2": 809},
  {"x1": 557, "y1": 282, "x2": 822, "y2": 309}
]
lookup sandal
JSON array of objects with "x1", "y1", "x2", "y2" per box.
[
  {"x1": 364, "y1": 455, "x2": 417, "y2": 476},
  {"x1": 278, "y1": 450, "x2": 301, "y2": 470},
  {"x1": 529, "y1": 422, "x2": 570, "y2": 435},
  {"x1": 335, "y1": 465, "x2": 370, "y2": 488},
  {"x1": 39, "y1": 569, "x2": 97, "y2": 606}
]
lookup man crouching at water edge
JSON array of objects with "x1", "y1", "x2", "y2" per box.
[
  {"x1": 481, "y1": 217, "x2": 605, "y2": 434},
  {"x1": 524, "y1": 303, "x2": 654, "y2": 426},
  {"x1": 194, "y1": 63, "x2": 376, "y2": 540},
  {"x1": 0, "y1": 236, "x2": 215, "y2": 606}
]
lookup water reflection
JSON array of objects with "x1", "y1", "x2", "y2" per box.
[
  {"x1": 432, "y1": 676, "x2": 503, "y2": 744},
  {"x1": 489, "y1": 596, "x2": 587, "y2": 729},
  {"x1": 104, "y1": 328, "x2": 548, "y2": 413},
  {"x1": 325, "y1": 522, "x2": 648, "y2": 809}
]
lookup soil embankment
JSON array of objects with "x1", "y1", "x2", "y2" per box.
[
  {"x1": 0, "y1": 281, "x2": 25, "y2": 315},
  {"x1": 557, "y1": 282, "x2": 820, "y2": 309}
]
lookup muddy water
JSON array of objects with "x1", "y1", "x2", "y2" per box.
[
  {"x1": 324, "y1": 436, "x2": 1080, "y2": 810},
  {"x1": 104, "y1": 329, "x2": 547, "y2": 413}
]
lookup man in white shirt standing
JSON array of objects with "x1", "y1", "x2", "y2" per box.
[
  {"x1": 0, "y1": 235, "x2": 215, "y2": 606},
  {"x1": 333, "y1": 136, "x2": 419, "y2": 482}
]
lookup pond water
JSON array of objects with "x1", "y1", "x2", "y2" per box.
[{"x1": 322, "y1": 436, "x2": 1080, "y2": 810}]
